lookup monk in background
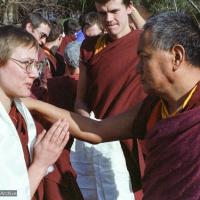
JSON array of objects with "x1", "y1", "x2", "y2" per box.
[{"x1": 22, "y1": 13, "x2": 51, "y2": 101}]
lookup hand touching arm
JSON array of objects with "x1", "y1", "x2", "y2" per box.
[
  {"x1": 23, "y1": 98, "x2": 142, "y2": 144},
  {"x1": 129, "y1": 4, "x2": 146, "y2": 30}
]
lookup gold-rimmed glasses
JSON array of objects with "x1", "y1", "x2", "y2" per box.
[
  {"x1": 9, "y1": 57, "x2": 41, "y2": 73},
  {"x1": 34, "y1": 28, "x2": 48, "y2": 40}
]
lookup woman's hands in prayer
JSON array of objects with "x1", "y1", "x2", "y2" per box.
[
  {"x1": 28, "y1": 119, "x2": 69, "y2": 197},
  {"x1": 33, "y1": 119, "x2": 69, "y2": 171}
]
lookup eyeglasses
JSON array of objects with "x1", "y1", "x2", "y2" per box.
[
  {"x1": 9, "y1": 57, "x2": 41, "y2": 73},
  {"x1": 34, "y1": 28, "x2": 48, "y2": 40}
]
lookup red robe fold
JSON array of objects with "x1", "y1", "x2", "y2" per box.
[
  {"x1": 43, "y1": 48, "x2": 66, "y2": 77},
  {"x1": 47, "y1": 74, "x2": 78, "y2": 111},
  {"x1": 81, "y1": 30, "x2": 146, "y2": 191},
  {"x1": 45, "y1": 73, "x2": 82, "y2": 199},
  {"x1": 33, "y1": 48, "x2": 83, "y2": 199},
  {"x1": 34, "y1": 117, "x2": 84, "y2": 200},
  {"x1": 9, "y1": 104, "x2": 44, "y2": 200},
  {"x1": 10, "y1": 103, "x2": 83, "y2": 200},
  {"x1": 43, "y1": 144, "x2": 84, "y2": 200},
  {"x1": 132, "y1": 83, "x2": 200, "y2": 199}
]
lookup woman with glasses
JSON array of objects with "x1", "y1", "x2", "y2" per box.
[{"x1": 0, "y1": 25, "x2": 69, "y2": 200}]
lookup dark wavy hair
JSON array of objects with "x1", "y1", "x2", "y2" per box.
[
  {"x1": 144, "y1": 11, "x2": 200, "y2": 67},
  {"x1": 80, "y1": 11, "x2": 103, "y2": 31},
  {"x1": 21, "y1": 13, "x2": 50, "y2": 30},
  {"x1": 63, "y1": 18, "x2": 81, "y2": 35},
  {"x1": 95, "y1": 0, "x2": 131, "y2": 6}
]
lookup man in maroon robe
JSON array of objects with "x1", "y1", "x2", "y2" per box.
[
  {"x1": 75, "y1": 0, "x2": 146, "y2": 196},
  {"x1": 41, "y1": 21, "x2": 66, "y2": 94},
  {"x1": 22, "y1": 13, "x2": 51, "y2": 101}
]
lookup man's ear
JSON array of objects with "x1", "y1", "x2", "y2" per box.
[
  {"x1": 25, "y1": 23, "x2": 33, "y2": 33},
  {"x1": 58, "y1": 35, "x2": 63, "y2": 41},
  {"x1": 171, "y1": 44, "x2": 185, "y2": 71}
]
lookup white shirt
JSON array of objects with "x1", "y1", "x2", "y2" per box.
[{"x1": 0, "y1": 99, "x2": 36, "y2": 200}]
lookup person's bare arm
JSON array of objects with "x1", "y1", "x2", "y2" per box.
[
  {"x1": 23, "y1": 98, "x2": 142, "y2": 144},
  {"x1": 28, "y1": 119, "x2": 69, "y2": 197},
  {"x1": 74, "y1": 62, "x2": 90, "y2": 117},
  {"x1": 129, "y1": 4, "x2": 146, "y2": 30}
]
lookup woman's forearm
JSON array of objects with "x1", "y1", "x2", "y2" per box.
[
  {"x1": 24, "y1": 98, "x2": 104, "y2": 143},
  {"x1": 28, "y1": 163, "x2": 47, "y2": 198},
  {"x1": 23, "y1": 98, "x2": 139, "y2": 144}
]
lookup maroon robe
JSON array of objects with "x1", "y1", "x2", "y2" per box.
[
  {"x1": 43, "y1": 143, "x2": 84, "y2": 200},
  {"x1": 31, "y1": 46, "x2": 83, "y2": 199},
  {"x1": 132, "y1": 83, "x2": 200, "y2": 199},
  {"x1": 43, "y1": 47, "x2": 66, "y2": 77},
  {"x1": 81, "y1": 30, "x2": 146, "y2": 191},
  {"x1": 45, "y1": 74, "x2": 83, "y2": 199},
  {"x1": 54, "y1": 51, "x2": 66, "y2": 76},
  {"x1": 47, "y1": 74, "x2": 78, "y2": 111},
  {"x1": 31, "y1": 47, "x2": 66, "y2": 101},
  {"x1": 32, "y1": 117, "x2": 83, "y2": 200},
  {"x1": 33, "y1": 114, "x2": 83, "y2": 200},
  {"x1": 10, "y1": 103, "x2": 83, "y2": 200},
  {"x1": 9, "y1": 104, "x2": 44, "y2": 200}
]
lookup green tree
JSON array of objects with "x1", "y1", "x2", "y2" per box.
[
  {"x1": 0, "y1": 0, "x2": 199, "y2": 25},
  {"x1": 134, "y1": 0, "x2": 200, "y2": 20}
]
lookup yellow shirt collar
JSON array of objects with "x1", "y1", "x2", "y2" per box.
[{"x1": 161, "y1": 85, "x2": 197, "y2": 119}]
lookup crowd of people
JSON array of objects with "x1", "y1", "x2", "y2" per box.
[{"x1": 1, "y1": 0, "x2": 200, "y2": 199}]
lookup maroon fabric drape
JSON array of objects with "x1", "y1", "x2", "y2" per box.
[
  {"x1": 33, "y1": 117, "x2": 84, "y2": 200},
  {"x1": 132, "y1": 83, "x2": 200, "y2": 199},
  {"x1": 45, "y1": 72, "x2": 83, "y2": 199},
  {"x1": 43, "y1": 48, "x2": 66, "y2": 77},
  {"x1": 9, "y1": 104, "x2": 44, "y2": 200},
  {"x1": 33, "y1": 116, "x2": 83, "y2": 200},
  {"x1": 47, "y1": 75, "x2": 78, "y2": 111},
  {"x1": 82, "y1": 31, "x2": 144, "y2": 118},
  {"x1": 9, "y1": 103, "x2": 83, "y2": 200},
  {"x1": 31, "y1": 45, "x2": 83, "y2": 199},
  {"x1": 43, "y1": 148, "x2": 84, "y2": 200},
  {"x1": 81, "y1": 30, "x2": 147, "y2": 191},
  {"x1": 44, "y1": 71, "x2": 83, "y2": 199},
  {"x1": 143, "y1": 105, "x2": 200, "y2": 200}
]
